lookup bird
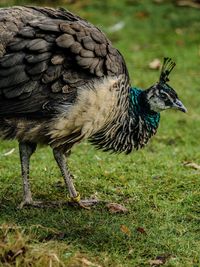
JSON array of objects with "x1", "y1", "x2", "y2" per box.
[{"x1": 0, "y1": 6, "x2": 187, "y2": 208}]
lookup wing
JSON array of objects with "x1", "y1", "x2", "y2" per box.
[{"x1": 0, "y1": 6, "x2": 129, "y2": 118}]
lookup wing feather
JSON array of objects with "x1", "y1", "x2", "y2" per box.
[{"x1": 0, "y1": 6, "x2": 129, "y2": 118}]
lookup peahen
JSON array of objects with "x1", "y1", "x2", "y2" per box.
[{"x1": 0, "y1": 6, "x2": 187, "y2": 208}]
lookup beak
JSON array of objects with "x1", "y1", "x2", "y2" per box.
[{"x1": 173, "y1": 99, "x2": 187, "y2": 113}]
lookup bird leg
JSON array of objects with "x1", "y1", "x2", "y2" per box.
[
  {"x1": 18, "y1": 142, "x2": 97, "y2": 208},
  {"x1": 18, "y1": 142, "x2": 66, "y2": 208},
  {"x1": 53, "y1": 148, "x2": 78, "y2": 200},
  {"x1": 53, "y1": 148, "x2": 98, "y2": 208},
  {"x1": 18, "y1": 141, "x2": 38, "y2": 208}
]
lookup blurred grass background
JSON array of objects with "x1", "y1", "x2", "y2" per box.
[{"x1": 0, "y1": 0, "x2": 200, "y2": 266}]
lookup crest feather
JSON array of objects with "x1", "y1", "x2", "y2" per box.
[{"x1": 159, "y1": 57, "x2": 176, "y2": 83}]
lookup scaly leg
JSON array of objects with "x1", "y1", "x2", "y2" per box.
[
  {"x1": 18, "y1": 143, "x2": 97, "y2": 208},
  {"x1": 53, "y1": 148, "x2": 78, "y2": 199},
  {"x1": 18, "y1": 142, "x2": 64, "y2": 208},
  {"x1": 18, "y1": 141, "x2": 37, "y2": 208},
  {"x1": 53, "y1": 148, "x2": 98, "y2": 207}
]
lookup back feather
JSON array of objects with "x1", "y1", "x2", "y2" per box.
[{"x1": 0, "y1": 6, "x2": 129, "y2": 118}]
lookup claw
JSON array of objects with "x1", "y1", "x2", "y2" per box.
[
  {"x1": 18, "y1": 195, "x2": 99, "y2": 209},
  {"x1": 18, "y1": 200, "x2": 45, "y2": 209},
  {"x1": 68, "y1": 192, "x2": 98, "y2": 209},
  {"x1": 79, "y1": 199, "x2": 99, "y2": 209}
]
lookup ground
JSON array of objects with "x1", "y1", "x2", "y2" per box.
[{"x1": 0, "y1": 0, "x2": 200, "y2": 266}]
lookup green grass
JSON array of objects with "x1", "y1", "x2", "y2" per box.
[{"x1": 0, "y1": 0, "x2": 200, "y2": 266}]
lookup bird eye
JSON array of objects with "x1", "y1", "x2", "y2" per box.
[{"x1": 160, "y1": 93, "x2": 168, "y2": 100}]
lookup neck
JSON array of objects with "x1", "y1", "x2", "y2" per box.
[
  {"x1": 129, "y1": 87, "x2": 160, "y2": 128},
  {"x1": 90, "y1": 86, "x2": 160, "y2": 154}
]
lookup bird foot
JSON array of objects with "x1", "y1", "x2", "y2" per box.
[
  {"x1": 18, "y1": 200, "x2": 48, "y2": 209},
  {"x1": 67, "y1": 192, "x2": 99, "y2": 209},
  {"x1": 69, "y1": 198, "x2": 99, "y2": 209},
  {"x1": 18, "y1": 191, "x2": 99, "y2": 209},
  {"x1": 18, "y1": 198, "x2": 99, "y2": 209}
]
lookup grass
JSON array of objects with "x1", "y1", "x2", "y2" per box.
[{"x1": 0, "y1": 0, "x2": 200, "y2": 266}]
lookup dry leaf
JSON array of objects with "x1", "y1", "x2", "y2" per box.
[
  {"x1": 120, "y1": 225, "x2": 131, "y2": 237},
  {"x1": 176, "y1": 0, "x2": 200, "y2": 9},
  {"x1": 136, "y1": 227, "x2": 147, "y2": 235},
  {"x1": 108, "y1": 21, "x2": 125, "y2": 33},
  {"x1": 135, "y1": 11, "x2": 150, "y2": 19},
  {"x1": 149, "y1": 259, "x2": 164, "y2": 266},
  {"x1": 183, "y1": 161, "x2": 200, "y2": 170},
  {"x1": 106, "y1": 203, "x2": 128, "y2": 214},
  {"x1": 3, "y1": 148, "x2": 15, "y2": 156},
  {"x1": 175, "y1": 28, "x2": 183, "y2": 35},
  {"x1": 149, "y1": 59, "x2": 161, "y2": 70},
  {"x1": 149, "y1": 254, "x2": 171, "y2": 266},
  {"x1": 94, "y1": 155, "x2": 101, "y2": 161},
  {"x1": 79, "y1": 257, "x2": 102, "y2": 267}
]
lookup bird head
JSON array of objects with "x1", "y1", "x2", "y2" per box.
[{"x1": 145, "y1": 58, "x2": 187, "y2": 113}]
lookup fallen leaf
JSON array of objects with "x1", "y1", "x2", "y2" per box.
[
  {"x1": 149, "y1": 259, "x2": 164, "y2": 266},
  {"x1": 183, "y1": 161, "x2": 200, "y2": 170},
  {"x1": 175, "y1": 28, "x2": 184, "y2": 35},
  {"x1": 79, "y1": 257, "x2": 102, "y2": 267},
  {"x1": 106, "y1": 203, "x2": 128, "y2": 214},
  {"x1": 120, "y1": 224, "x2": 131, "y2": 237},
  {"x1": 3, "y1": 148, "x2": 15, "y2": 156},
  {"x1": 136, "y1": 227, "x2": 147, "y2": 235},
  {"x1": 149, "y1": 254, "x2": 171, "y2": 266},
  {"x1": 94, "y1": 155, "x2": 102, "y2": 161},
  {"x1": 135, "y1": 11, "x2": 150, "y2": 19},
  {"x1": 152, "y1": 175, "x2": 162, "y2": 180},
  {"x1": 176, "y1": 0, "x2": 200, "y2": 9},
  {"x1": 108, "y1": 21, "x2": 125, "y2": 33},
  {"x1": 149, "y1": 59, "x2": 161, "y2": 70}
]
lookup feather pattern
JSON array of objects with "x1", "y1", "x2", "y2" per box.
[
  {"x1": 0, "y1": 6, "x2": 183, "y2": 154},
  {"x1": 0, "y1": 6, "x2": 127, "y2": 119},
  {"x1": 0, "y1": 6, "x2": 186, "y2": 207},
  {"x1": 90, "y1": 87, "x2": 160, "y2": 153}
]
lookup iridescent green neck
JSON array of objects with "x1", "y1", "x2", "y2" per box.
[
  {"x1": 90, "y1": 86, "x2": 161, "y2": 154},
  {"x1": 129, "y1": 87, "x2": 160, "y2": 128}
]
